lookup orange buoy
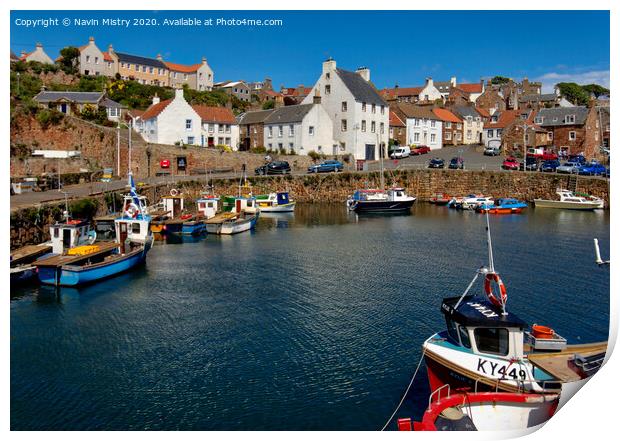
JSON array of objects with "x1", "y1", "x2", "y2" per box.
[{"x1": 532, "y1": 325, "x2": 554, "y2": 339}]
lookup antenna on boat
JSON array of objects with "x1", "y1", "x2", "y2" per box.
[
  {"x1": 377, "y1": 132, "x2": 385, "y2": 191},
  {"x1": 485, "y1": 210, "x2": 495, "y2": 273},
  {"x1": 594, "y1": 238, "x2": 610, "y2": 265}
]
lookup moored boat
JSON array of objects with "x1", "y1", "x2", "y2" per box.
[
  {"x1": 398, "y1": 387, "x2": 559, "y2": 431},
  {"x1": 34, "y1": 175, "x2": 154, "y2": 287},
  {"x1": 429, "y1": 193, "x2": 452, "y2": 205},
  {"x1": 477, "y1": 198, "x2": 527, "y2": 214},
  {"x1": 255, "y1": 192, "x2": 296, "y2": 212},
  {"x1": 150, "y1": 190, "x2": 186, "y2": 234},
  {"x1": 448, "y1": 194, "x2": 492, "y2": 210},
  {"x1": 421, "y1": 214, "x2": 606, "y2": 398},
  {"x1": 347, "y1": 187, "x2": 416, "y2": 213},
  {"x1": 534, "y1": 189, "x2": 603, "y2": 210},
  {"x1": 10, "y1": 243, "x2": 53, "y2": 285}
]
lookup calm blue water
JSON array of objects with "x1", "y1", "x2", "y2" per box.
[{"x1": 10, "y1": 204, "x2": 610, "y2": 430}]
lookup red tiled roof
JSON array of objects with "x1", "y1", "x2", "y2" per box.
[
  {"x1": 457, "y1": 83, "x2": 483, "y2": 94},
  {"x1": 382, "y1": 87, "x2": 423, "y2": 98},
  {"x1": 483, "y1": 110, "x2": 519, "y2": 129},
  {"x1": 389, "y1": 110, "x2": 405, "y2": 127},
  {"x1": 103, "y1": 51, "x2": 114, "y2": 62},
  {"x1": 141, "y1": 99, "x2": 173, "y2": 120},
  {"x1": 263, "y1": 90, "x2": 282, "y2": 98},
  {"x1": 19, "y1": 51, "x2": 33, "y2": 61},
  {"x1": 192, "y1": 105, "x2": 236, "y2": 124},
  {"x1": 475, "y1": 108, "x2": 491, "y2": 118},
  {"x1": 432, "y1": 108, "x2": 462, "y2": 123},
  {"x1": 164, "y1": 61, "x2": 202, "y2": 73}
]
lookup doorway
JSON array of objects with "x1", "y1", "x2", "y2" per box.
[{"x1": 365, "y1": 144, "x2": 376, "y2": 160}]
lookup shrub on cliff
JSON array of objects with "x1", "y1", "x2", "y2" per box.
[
  {"x1": 216, "y1": 144, "x2": 233, "y2": 153},
  {"x1": 69, "y1": 198, "x2": 99, "y2": 220},
  {"x1": 250, "y1": 146, "x2": 267, "y2": 154},
  {"x1": 36, "y1": 109, "x2": 64, "y2": 129}
]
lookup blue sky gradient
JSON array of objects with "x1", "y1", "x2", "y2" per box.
[{"x1": 10, "y1": 10, "x2": 610, "y2": 91}]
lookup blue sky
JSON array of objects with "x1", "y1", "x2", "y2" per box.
[{"x1": 10, "y1": 10, "x2": 610, "y2": 91}]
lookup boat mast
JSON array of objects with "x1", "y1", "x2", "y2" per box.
[
  {"x1": 485, "y1": 210, "x2": 495, "y2": 273},
  {"x1": 378, "y1": 132, "x2": 385, "y2": 190}
]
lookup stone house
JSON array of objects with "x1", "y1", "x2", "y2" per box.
[
  {"x1": 482, "y1": 110, "x2": 519, "y2": 148},
  {"x1": 19, "y1": 43, "x2": 54, "y2": 64},
  {"x1": 381, "y1": 78, "x2": 442, "y2": 104},
  {"x1": 114, "y1": 51, "x2": 170, "y2": 86},
  {"x1": 453, "y1": 81, "x2": 485, "y2": 102},
  {"x1": 598, "y1": 107, "x2": 610, "y2": 149},
  {"x1": 165, "y1": 58, "x2": 214, "y2": 91},
  {"x1": 389, "y1": 110, "x2": 407, "y2": 146},
  {"x1": 214, "y1": 81, "x2": 252, "y2": 102},
  {"x1": 394, "y1": 104, "x2": 443, "y2": 150},
  {"x1": 431, "y1": 108, "x2": 463, "y2": 146},
  {"x1": 302, "y1": 58, "x2": 390, "y2": 160},
  {"x1": 263, "y1": 101, "x2": 336, "y2": 155},
  {"x1": 33, "y1": 90, "x2": 124, "y2": 121},
  {"x1": 280, "y1": 85, "x2": 312, "y2": 105},
  {"x1": 451, "y1": 106, "x2": 484, "y2": 145},
  {"x1": 535, "y1": 106, "x2": 600, "y2": 158},
  {"x1": 76, "y1": 37, "x2": 115, "y2": 77},
  {"x1": 476, "y1": 80, "x2": 507, "y2": 114},
  {"x1": 237, "y1": 109, "x2": 275, "y2": 151},
  {"x1": 193, "y1": 105, "x2": 239, "y2": 148},
  {"x1": 518, "y1": 91, "x2": 574, "y2": 110},
  {"x1": 500, "y1": 110, "x2": 549, "y2": 155}
]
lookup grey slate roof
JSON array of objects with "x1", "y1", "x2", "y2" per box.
[
  {"x1": 519, "y1": 93, "x2": 557, "y2": 103},
  {"x1": 115, "y1": 52, "x2": 167, "y2": 69},
  {"x1": 336, "y1": 68, "x2": 387, "y2": 106},
  {"x1": 237, "y1": 109, "x2": 275, "y2": 125},
  {"x1": 536, "y1": 107, "x2": 590, "y2": 127},
  {"x1": 264, "y1": 104, "x2": 314, "y2": 124},
  {"x1": 34, "y1": 91, "x2": 103, "y2": 104},
  {"x1": 435, "y1": 81, "x2": 452, "y2": 92},
  {"x1": 452, "y1": 106, "x2": 482, "y2": 119},
  {"x1": 100, "y1": 97, "x2": 125, "y2": 109}
]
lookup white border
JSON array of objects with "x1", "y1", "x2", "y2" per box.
[{"x1": 3, "y1": 2, "x2": 616, "y2": 440}]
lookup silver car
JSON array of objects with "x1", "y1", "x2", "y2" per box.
[{"x1": 556, "y1": 161, "x2": 581, "y2": 174}]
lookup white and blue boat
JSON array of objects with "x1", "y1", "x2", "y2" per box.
[
  {"x1": 255, "y1": 192, "x2": 296, "y2": 213},
  {"x1": 34, "y1": 174, "x2": 154, "y2": 287}
]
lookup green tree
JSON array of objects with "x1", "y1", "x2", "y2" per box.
[
  {"x1": 58, "y1": 47, "x2": 80, "y2": 74},
  {"x1": 555, "y1": 82, "x2": 590, "y2": 106},
  {"x1": 491, "y1": 76, "x2": 511, "y2": 85},
  {"x1": 262, "y1": 99, "x2": 275, "y2": 110},
  {"x1": 581, "y1": 84, "x2": 610, "y2": 98}
]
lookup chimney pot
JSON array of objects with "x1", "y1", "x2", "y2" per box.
[{"x1": 89, "y1": 36, "x2": 95, "y2": 43}]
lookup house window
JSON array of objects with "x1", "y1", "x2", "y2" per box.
[
  {"x1": 278, "y1": 143, "x2": 283, "y2": 150},
  {"x1": 457, "y1": 123, "x2": 462, "y2": 129},
  {"x1": 341, "y1": 119, "x2": 347, "y2": 132},
  {"x1": 372, "y1": 104, "x2": 376, "y2": 114},
  {"x1": 289, "y1": 124, "x2": 294, "y2": 136},
  {"x1": 225, "y1": 137, "x2": 231, "y2": 145},
  {"x1": 309, "y1": 126, "x2": 314, "y2": 136},
  {"x1": 362, "y1": 102, "x2": 366, "y2": 112},
  {"x1": 325, "y1": 85, "x2": 331, "y2": 95},
  {"x1": 380, "y1": 122, "x2": 384, "y2": 134},
  {"x1": 414, "y1": 119, "x2": 419, "y2": 127},
  {"x1": 342, "y1": 101, "x2": 347, "y2": 112},
  {"x1": 431, "y1": 120, "x2": 436, "y2": 128},
  {"x1": 95, "y1": 57, "x2": 99, "y2": 64},
  {"x1": 467, "y1": 130, "x2": 472, "y2": 140},
  {"x1": 187, "y1": 136, "x2": 195, "y2": 144},
  {"x1": 565, "y1": 114, "x2": 576, "y2": 124},
  {"x1": 86, "y1": 55, "x2": 90, "y2": 63},
  {"x1": 149, "y1": 67, "x2": 153, "y2": 74},
  {"x1": 135, "y1": 64, "x2": 139, "y2": 71},
  {"x1": 381, "y1": 106, "x2": 385, "y2": 115},
  {"x1": 325, "y1": 72, "x2": 330, "y2": 80},
  {"x1": 548, "y1": 132, "x2": 553, "y2": 141},
  {"x1": 226, "y1": 125, "x2": 231, "y2": 134},
  {"x1": 268, "y1": 127, "x2": 273, "y2": 138},
  {"x1": 525, "y1": 133, "x2": 530, "y2": 142},
  {"x1": 445, "y1": 122, "x2": 452, "y2": 129},
  {"x1": 467, "y1": 116, "x2": 472, "y2": 123},
  {"x1": 487, "y1": 130, "x2": 493, "y2": 138},
  {"x1": 185, "y1": 119, "x2": 192, "y2": 130},
  {"x1": 497, "y1": 129, "x2": 503, "y2": 137},
  {"x1": 184, "y1": 74, "x2": 188, "y2": 80},
  {"x1": 371, "y1": 121, "x2": 376, "y2": 133},
  {"x1": 208, "y1": 124, "x2": 214, "y2": 133},
  {"x1": 414, "y1": 133, "x2": 420, "y2": 142},
  {"x1": 289, "y1": 142, "x2": 294, "y2": 151},
  {"x1": 569, "y1": 131, "x2": 577, "y2": 141},
  {"x1": 446, "y1": 131, "x2": 452, "y2": 140},
  {"x1": 361, "y1": 120, "x2": 366, "y2": 132},
  {"x1": 430, "y1": 133, "x2": 436, "y2": 143},
  {"x1": 278, "y1": 126, "x2": 283, "y2": 137},
  {"x1": 389, "y1": 127, "x2": 394, "y2": 137},
  {"x1": 535, "y1": 117, "x2": 543, "y2": 124},
  {"x1": 218, "y1": 124, "x2": 224, "y2": 133},
  {"x1": 456, "y1": 132, "x2": 462, "y2": 141}
]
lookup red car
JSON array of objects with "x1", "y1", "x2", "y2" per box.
[
  {"x1": 411, "y1": 145, "x2": 431, "y2": 155},
  {"x1": 502, "y1": 156, "x2": 520, "y2": 170}
]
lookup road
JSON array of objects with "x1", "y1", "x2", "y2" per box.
[{"x1": 10, "y1": 145, "x2": 608, "y2": 210}]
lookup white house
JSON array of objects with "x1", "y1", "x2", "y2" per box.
[
  {"x1": 263, "y1": 99, "x2": 335, "y2": 155},
  {"x1": 301, "y1": 58, "x2": 389, "y2": 160},
  {"x1": 417, "y1": 78, "x2": 444, "y2": 102},
  {"x1": 452, "y1": 106, "x2": 485, "y2": 144},
  {"x1": 33, "y1": 90, "x2": 124, "y2": 122},
  {"x1": 396, "y1": 104, "x2": 443, "y2": 149},
  {"x1": 139, "y1": 89, "x2": 238, "y2": 148},
  {"x1": 19, "y1": 43, "x2": 54, "y2": 64},
  {"x1": 482, "y1": 110, "x2": 518, "y2": 148}
]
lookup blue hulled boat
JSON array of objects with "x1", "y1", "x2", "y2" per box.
[{"x1": 477, "y1": 198, "x2": 528, "y2": 214}]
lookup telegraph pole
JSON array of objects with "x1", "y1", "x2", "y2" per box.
[
  {"x1": 116, "y1": 122, "x2": 121, "y2": 177},
  {"x1": 128, "y1": 120, "x2": 132, "y2": 177}
]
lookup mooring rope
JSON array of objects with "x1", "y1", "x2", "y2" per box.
[{"x1": 380, "y1": 346, "x2": 427, "y2": 431}]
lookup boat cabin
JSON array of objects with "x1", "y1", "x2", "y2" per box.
[
  {"x1": 351, "y1": 189, "x2": 387, "y2": 201},
  {"x1": 197, "y1": 196, "x2": 220, "y2": 219},
  {"x1": 441, "y1": 295, "x2": 527, "y2": 360},
  {"x1": 49, "y1": 219, "x2": 95, "y2": 254},
  {"x1": 161, "y1": 195, "x2": 184, "y2": 218},
  {"x1": 231, "y1": 196, "x2": 257, "y2": 214},
  {"x1": 114, "y1": 217, "x2": 151, "y2": 253},
  {"x1": 387, "y1": 187, "x2": 408, "y2": 201}
]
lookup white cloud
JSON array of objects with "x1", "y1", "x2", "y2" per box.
[{"x1": 533, "y1": 70, "x2": 610, "y2": 93}]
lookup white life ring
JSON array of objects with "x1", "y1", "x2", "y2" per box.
[
  {"x1": 125, "y1": 202, "x2": 140, "y2": 218},
  {"x1": 170, "y1": 188, "x2": 179, "y2": 197}
]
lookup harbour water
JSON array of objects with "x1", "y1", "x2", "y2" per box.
[{"x1": 10, "y1": 204, "x2": 610, "y2": 430}]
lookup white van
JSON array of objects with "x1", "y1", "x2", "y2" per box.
[{"x1": 390, "y1": 146, "x2": 411, "y2": 159}]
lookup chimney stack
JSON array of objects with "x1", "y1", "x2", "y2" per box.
[
  {"x1": 156, "y1": 54, "x2": 163, "y2": 61},
  {"x1": 356, "y1": 66, "x2": 370, "y2": 82},
  {"x1": 201, "y1": 56, "x2": 207, "y2": 65},
  {"x1": 450, "y1": 76, "x2": 457, "y2": 87},
  {"x1": 35, "y1": 42, "x2": 42, "y2": 48},
  {"x1": 425, "y1": 77, "x2": 434, "y2": 88},
  {"x1": 108, "y1": 44, "x2": 114, "y2": 53},
  {"x1": 322, "y1": 57, "x2": 336, "y2": 75},
  {"x1": 89, "y1": 36, "x2": 95, "y2": 44}
]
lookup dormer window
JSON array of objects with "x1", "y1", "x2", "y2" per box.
[
  {"x1": 491, "y1": 116, "x2": 498, "y2": 123},
  {"x1": 565, "y1": 114, "x2": 576, "y2": 124},
  {"x1": 535, "y1": 116, "x2": 543, "y2": 124}
]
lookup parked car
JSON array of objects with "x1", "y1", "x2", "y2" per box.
[
  {"x1": 568, "y1": 154, "x2": 587, "y2": 165},
  {"x1": 411, "y1": 145, "x2": 431, "y2": 155},
  {"x1": 390, "y1": 146, "x2": 411, "y2": 159},
  {"x1": 484, "y1": 146, "x2": 501, "y2": 156},
  {"x1": 519, "y1": 157, "x2": 539, "y2": 171},
  {"x1": 556, "y1": 161, "x2": 581, "y2": 174},
  {"x1": 428, "y1": 158, "x2": 445, "y2": 169},
  {"x1": 527, "y1": 147, "x2": 558, "y2": 161},
  {"x1": 307, "y1": 160, "x2": 344, "y2": 173},
  {"x1": 502, "y1": 156, "x2": 520, "y2": 170},
  {"x1": 448, "y1": 157, "x2": 464, "y2": 169},
  {"x1": 255, "y1": 161, "x2": 292, "y2": 175},
  {"x1": 578, "y1": 162, "x2": 607, "y2": 176},
  {"x1": 540, "y1": 160, "x2": 561, "y2": 172}
]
